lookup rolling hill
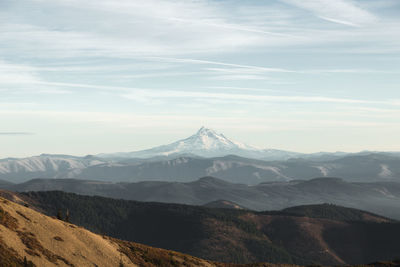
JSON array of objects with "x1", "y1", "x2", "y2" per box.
[
  {"x1": 7, "y1": 190, "x2": 400, "y2": 266},
  {"x1": 0, "y1": 194, "x2": 228, "y2": 267},
  {"x1": 4, "y1": 176, "x2": 400, "y2": 220}
]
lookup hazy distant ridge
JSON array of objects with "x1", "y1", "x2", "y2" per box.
[{"x1": 4, "y1": 176, "x2": 400, "y2": 219}]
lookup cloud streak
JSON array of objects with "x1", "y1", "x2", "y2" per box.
[
  {"x1": 18, "y1": 79, "x2": 398, "y2": 108},
  {"x1": 281, "y1": 0, "x2": 377, "y2": 27},
  {"x1": 22, "y1": 80, "x2": 386, "y2": 106},
  {"x1": 0, "y1": 132, "x2": 34, "y2": 135}
]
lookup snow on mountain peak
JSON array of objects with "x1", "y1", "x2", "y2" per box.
[
  {"x1": 181, "y1": 127, "x2": 256, "y2": 152},
  {"x1": 196, "y1": 126, "x2": 218, "y2": 137},
  {"x1": 190, "y1": 127, "x2": 234, "y2": 149},
  {"x1": 98, "y1": 127, "x2": 299, "y2": 159}
]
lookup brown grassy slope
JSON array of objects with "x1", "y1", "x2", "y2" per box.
[
  {"x1": 10, "y1": 189, "x2": 400, "y2": 266},
  {"x1": 0, "y1": 197, "x2": 138, "y2": 267},
  {"x1": 0, "y1": 197, "x2": 213, "y2": 267},
  {"x1": 0, "y1": 195, "x2": 299, "y2": 267}
]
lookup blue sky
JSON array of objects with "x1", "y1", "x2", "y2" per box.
[{"x1": 1, "y1": 0, "x2": 400, "y2": 157}]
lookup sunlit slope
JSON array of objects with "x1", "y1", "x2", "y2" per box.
[
  {"x1": 0, "y1": 197, "x2": 137, "y2": 266},
  {"x1": 0, "y1": 196, "x2": 229, "y2": 267}
]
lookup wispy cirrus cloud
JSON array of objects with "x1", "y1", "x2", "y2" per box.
[
  {"x1": 1, "y1": 0, "x2": 398, "y2": 65},
  {"x1": 281, "y1": 0, "x2": 377, "y2": 27},
  {"x1": 15, "y1": 80, "x2": 375, "y2": 105},
  {"x1": 147, "y1": 57, "x2": 295, "y2": 72},
  {"x1": 12, "y1": 79, "x2": 398, "y2": 108},
  {"x1": 0, "y1": 0, "x2": 277, "y2": 59},
  {"x1": 0, "y1": 60, "x2": 72, "y2": 95},
  {"x1": 121, "y1": 89, "x2": 384, "y2": 105},
  {"x1": 0, "y1": 60, "x2": 38, "y2": 84}
]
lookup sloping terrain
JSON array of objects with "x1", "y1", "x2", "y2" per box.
[
  {"x1": 0, "y1": 196, "x2": 137, "y2": 266},
  {"x1": 12, "y1": 190, "x2": 400, "y2": 266},
  {"x1": 203, "y1": 200, "x2": 245, "y2": 210},
  {"x1": 6, "y1": 177, "x2": 400, "y2": 219},
  {"x1": 0, "y1": 194, "x2": 273, "y2": 267},
  {"x1": 281, "y1": 204, "x2": 390, "y2": 222}
]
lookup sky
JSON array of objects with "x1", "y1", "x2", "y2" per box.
[{"x1": 1, "y1": 0, "x2": 400, "y2": 157}]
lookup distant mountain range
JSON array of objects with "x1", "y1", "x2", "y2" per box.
[
  {"x1": 3, "y1": 176, "x2": 400, "y2": 219},
  {"x1": 98, "y1": 127, "x2": 400, "y2": 161},
  {"x1": 1, "y1": 152, "x2": 400, "y2": 184},
  {"x1": 1, "y1": 127, "x2": 400, "y2": 184}
]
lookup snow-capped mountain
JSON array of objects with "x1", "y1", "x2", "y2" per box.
[
  {"x1": 99, "y1": 127, "x2": 302, "y2": 160},
  {"x1": 0, "y1": 154, "x2": 106, "y2": 183},
  {"x1": 1, "y1": 132, "x2": 400, "y2": 183}
]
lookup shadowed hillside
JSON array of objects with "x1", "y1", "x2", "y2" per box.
[
  {"x1": 280, "y1": 204, "x2": 391, "y2": 222},
  {"x1": 0, "y1": 194, "x2": 303, "y2": 267},
  {"x1": 11, "y1": 190, "x2": 400, "y2": 266}
]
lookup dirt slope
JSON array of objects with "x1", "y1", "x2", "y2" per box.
[
  {"x1": 0, "y1": 190, "x2": 398, "y2": 267},
  {"x1": 0, "y1": 196, "x2": 222, "y2": 267}
]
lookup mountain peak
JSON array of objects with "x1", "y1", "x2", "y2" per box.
[
  {"x1": 188, "y1": 127, "x2": 237, "y2": 150},
  {"x1": 196, "y1": 126, "x2": 218, "y2": 136},
  {"x1": 98, "y1": 127, "x2": 300, "y2": 160}
]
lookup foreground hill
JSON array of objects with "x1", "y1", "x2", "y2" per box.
[
  {"x1": 5, "y1": 177, "x2": 400, "y2": 219},
  {"x1": 1, "y1": 193, "x2": 300, "y2": 267},
  {"x1": 11, "y1": 190, "x2": 400, "y2": 266}
]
